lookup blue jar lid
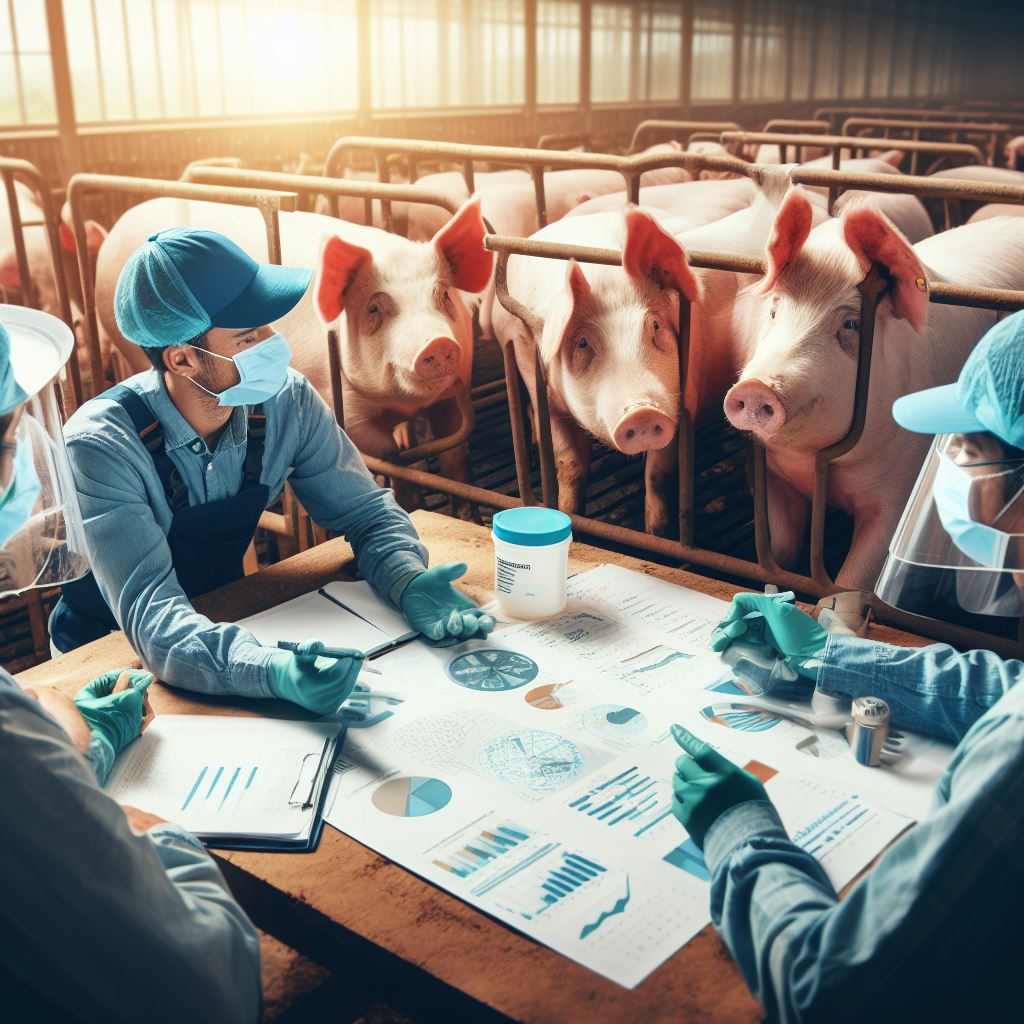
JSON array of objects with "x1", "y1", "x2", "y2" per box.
[{"x1": 492, "y1": 507, "x2": 572, "y2": 547}]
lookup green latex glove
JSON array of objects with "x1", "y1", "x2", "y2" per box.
[
  {"x1": 399, "y1": 562, "x2": 496, "y2": 647},
  {"x1": 74, "y1": 670, "x2": 153, "y2": 777},
  {"x1": 670, "y1": 724, "x2": 769, "y2": 849},
  {"x1": 710, "y1": 593, "x2": 828, "y2": 679},
  {"x1": 267, "y1": 640, "x2": 363, "y2": 715}
]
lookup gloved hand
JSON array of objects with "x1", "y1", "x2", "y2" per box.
[
  {"x1": 670, "y1": 724, "x2": 769, "y2": 849},
  {"x1": 74, "y1": 670, "x2": 154, "y2": 784},
  {"x1": 399, "y1": 562, "x2": 496, "y2": 647},
  {"x1": 267, "y1": 640, "x2": 363, "y2": 715},
  {"x1": 710, "y1": 593, "x2": 828, "y2": 680}
]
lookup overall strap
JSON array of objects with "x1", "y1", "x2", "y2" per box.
[
  {"x1": 243, "y1": 404, "x2": 267, "y2": 487},
  {"x1": 98, "y1": 385, "x2": 187, "y2": 510}
]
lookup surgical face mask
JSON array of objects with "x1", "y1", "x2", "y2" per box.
[
  {"x1": 189, "y1": 332, "x2": 292, "y2": 406},
  {"x1": 0, "y1": 440, "x2": 42, "y2": 547},
  {"x1": 933, "y1": 450, "x2": 1024, "y2": 568}
]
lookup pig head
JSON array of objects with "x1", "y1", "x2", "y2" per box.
[
  {"x1": 314, "y1": 197, "x2": 492, "y2": 415},
  {"x1": 537, "y1": 209, "x2": 699, "y2": 456},
  {"x1": 725, "y1": 188, "x2": 929, "y2": 455}
]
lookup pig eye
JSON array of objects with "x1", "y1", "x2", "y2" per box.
[
  {"x1": 652, "y1": 319, "x2": 661, "y2": 333},
  {"x1": 367, "y1": 302, "x2": 380, "y2": 315},
  {"x1": 769, "y1": 308, "x2": 777, "y2": 320},
  {"x1": 843, "y1": 318, "x2": 859, "y2": 331},
  {"x1": 577, "y1": 337, "x2": 589, "y2": 349},
  {"x1": 442, "y1": 289, "x2": 456, "y2": 317}
]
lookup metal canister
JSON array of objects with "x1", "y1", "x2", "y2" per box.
[{"x1": 849, "y1": 696, "x2": 891, "y2": 767}]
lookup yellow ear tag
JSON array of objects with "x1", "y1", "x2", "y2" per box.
[{"x1": 915, "y1": 276, "x2": 927, "y2": 291}]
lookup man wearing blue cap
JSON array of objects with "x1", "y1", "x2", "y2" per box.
[
  {"x1": 0, "y1": 309, "x2": 261, "y2": 1021},
  {"x1": 662, "y1": 311, "x2": 1024, "y2": 1021},
  {"x1": 49, "y1": 228, "x2": 493, "y2": 712}
]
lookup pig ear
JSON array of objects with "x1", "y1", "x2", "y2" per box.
[
  {"x1": 565, "y1": 259, "x2": 591, "y2": 306},
  {"x1": 59, "y1": 221, "x2": 76, "y2": 254},
  {"x1": 315, "y1": 234, "x2": 373, "y2": 323},
  {"x1": 57, "y1": 219, "x2": 107, "y2": 255},
  {"x1": 622, "y1": 209, "x2": 700, "y2": 303},
  {"x1": 842, "y1": 206, "x2": 928, "y2": 332},
  {"x1": 432, "y1": 196, "x2": 493, "y2": 293},
  {"x1": 762, "y1": 188, "x2": 813, "y2": 293}
]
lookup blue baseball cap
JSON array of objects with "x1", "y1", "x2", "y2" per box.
[
  {"x1": 114, "y1": 228, "x2": 312, "y2": 348},
  {"x1": 893, "y1": 309, "x2": 1024, "y2": 451}
]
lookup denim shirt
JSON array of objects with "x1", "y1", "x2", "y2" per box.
[
  {"x1": 0, "y1": 669, "x2": 261, "y2": 1022},
  {"x1": 703, "y1": 634, "x2": 1024, "y2": 1022},
  {"x1": 62, "y1": 369, "x2": 427, "y2": 697}
]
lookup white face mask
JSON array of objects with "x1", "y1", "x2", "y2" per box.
[{"x1": 189, "y1": 333, "x2": 292, "y2": 406}]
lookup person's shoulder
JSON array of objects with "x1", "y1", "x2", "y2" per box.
[{"x1": 64, "y1": 371, "x2": 159, "y2": 447}]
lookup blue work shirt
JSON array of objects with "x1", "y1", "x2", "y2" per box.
[
  {"x1": 0, "y1": 668, "x2": 261, "y2": 1021},
  {"x1": 61, "y1": 369, "x2": 428, "y2": 697},
  {"x1": 703, "y1": 634, "x2": 1024, "y2": 1022}
]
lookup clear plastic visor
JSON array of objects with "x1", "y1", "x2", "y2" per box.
[
  {"x1": 876, "y1": 433, "x2": 1024, "y2": 618},
  {"x1": 0, "y1": 380, "x2": 90, "y2": 597}
]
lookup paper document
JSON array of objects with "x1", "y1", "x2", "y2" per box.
[
  {"x1": 321, "y1": 564, "x2": 943, "y2": 988},
  {"x1": 239, "y1": 580, "x2": 415, "y2": 656},
  {"x1": 106, "y1": 716, "x2": 341, "y2": 842}
]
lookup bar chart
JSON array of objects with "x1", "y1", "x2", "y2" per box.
[
  {"x1": 182, "y1": 764, "x2": 259, "y2": 812},
  {"x1": 432, "y1": 821, "x2": 535, "y2": 878},
  {"x1": 487, "y1": 846, "x2": 609, "y2": 921},
  {"x1": 567, "y1": 765, "x2": 674, "y2": 840}
]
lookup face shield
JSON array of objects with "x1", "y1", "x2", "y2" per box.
[
  {"x1": 876, "y1": 432, "x2": 1024, "y2": 620},
  {"x1": 0, "y1": 307, "x2": 90, "y2": 597}
]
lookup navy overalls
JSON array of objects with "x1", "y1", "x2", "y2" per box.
[{"x1": 50, "y1": 385, "x2": 270, "y2": 653}]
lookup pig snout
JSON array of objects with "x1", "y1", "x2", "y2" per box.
[
  {"x1": 413, "y1": 336, "x2": 460, "y2": 381},
  {"x1": 724, "y1": 379, "x2": 787, "y2": 436},
  {"x1": 612, "y1": 406, "x2": 675, "y2": 455}
]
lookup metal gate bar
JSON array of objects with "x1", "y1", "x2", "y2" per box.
[{"x1": 0, "y1": 156, "x2": 80, "y2": 410}]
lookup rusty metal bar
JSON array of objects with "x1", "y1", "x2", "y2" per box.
[
  {"x1": 66, "y1": 174, "x2": 297, "y2": 400},
  {"x1": 720, "y1": 131, "x2": 987, "y2": 170},
  {"x1": 676, "y1": 292, "x2": 694, "y2": 546},
  {"x1": 0, "y1": 157, "x2": 80, "y2": 406},
  {"x1": 627, "y1": 120, "x2": 743, "y2": 154},
  {"x1": 326, "y1": 327, "x2": 344, "y2": 427},
  {"x1": 762, "y1": 119, "x2": 830, "y2": 135},
  {"x1": 841, "y1": 117, "x2": 1010, "y2": 166}
]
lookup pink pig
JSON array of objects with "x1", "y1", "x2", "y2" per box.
[{"x1": 725, "y1": 192, "x2": 1024, "y2": 588}]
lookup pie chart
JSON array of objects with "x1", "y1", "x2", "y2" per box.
[
  {"x1": 583, "y1": 704, "x2": 648, "y2": 739},
  {"x1": 371, "y1": 776, "x2": 453, "y2": 817},
  {"x1": 447, "y1": 649, "x2": 540, "y2": 691}
]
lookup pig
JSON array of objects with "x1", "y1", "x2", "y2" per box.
[
  {"x1": 0, "y1": 180, "x2": 106, "y2": 322},
  {"x1": 1005, "y1": 135, "x2": 1024, "y2": 171},
  {"x1": 93, "y1": 196, "x2": 492, "y2": 507},
  {"x1": 405, "y1": 143, "x2": 693, "y2": 243},
  {"x1": 724, "y1": 194, "x2": 1024, "y2": 589},
  {"x1": 491, "y1": 170, "x2": 810, "y2": 534},
  {"x1": 567, "y1": 178, "x2": 757, "y2": 226},
  {"x1": 968, "y1": 203, "x2": 1024, "y2": 224}
]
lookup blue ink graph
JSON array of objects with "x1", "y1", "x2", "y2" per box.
[
  {"x1": 182, "y1": 764, "x2": 258, "y2": 812},
  {"x1": 485, "y1": 846, "x2": 608, "y2": 921},
  {"x1": 568, "y1": 765, "x2": 673, "y2": 838},
  {"x1": 432, "y1": 821, "x2": 535, "y2": 878},
  {"x1": 663, "y1": 838, "x2": 710, "y2": 881},
  {"x1": 480, "y1": 729, "x2": 585, "y2": 792},
  {"x1": 707, "y1": 675, "x2": 764, "y2": 697},
  {"x1": 580, "y1": 878, "x2": 631, "y2": 939},
  {"x1": 582, "y1": 704, "x2": 648, "y2": 741},
  {"x1": 371, "y1": 776, "x2": 453, "y2": 817},
  {"x1": 447, "y1": 649, "x2": 539, "y2": 691},
  {"x1": 792, "y1": 795, "x2": 873, "y2": 857},
  {"x1": 701, "y1": 703, "x2": 781, "y2": 733}
]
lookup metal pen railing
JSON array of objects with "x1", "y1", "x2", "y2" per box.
[
  {"x1": 840, "y1": 117, "x2": 1011, "y2": 166},
  {"x1": 0, "y1": 156, "x2": 80, "y2": 410}
]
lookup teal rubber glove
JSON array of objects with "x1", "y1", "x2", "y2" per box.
[
  {"x1": 267, "y1": 640, "x2": 363, "y2": 715},
  {"x1": 74, "y1": 670, "x2": 154, "y2": 784},
  {"x1": 399, "y1": 562, "x2": 496, "y2": 647},
  {"x1": 710, "y1": 593, "x2": 828, "y2": 679},
  {"x1": 670, "y1": 724, "x2": 770, "y2": 849}
]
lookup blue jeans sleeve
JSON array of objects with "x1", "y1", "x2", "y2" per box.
[
  {"x1": 815, "y1": 635, "x2": 1024, "y2": 745},
  {"x1": 285, "y1": 378, "x2": 428, "y2": 605}
]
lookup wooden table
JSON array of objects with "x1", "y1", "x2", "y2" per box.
[{"x1": 19, "y1": 511, "x2": 929, "y2": 1023}]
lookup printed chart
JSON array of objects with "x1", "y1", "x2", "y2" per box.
[
  {"x1": 371, "y1": 776, "x2": 453, "y2": 817},
  {"x1": 432, "y1": 822, "x2": 536, "y2": 878},
  {"x1": 567, "y1": 764, "x2": 674, "y2": 840},
  {"x1": 182, "y1": 764, "x2": 259, "y2": 812},
  {"x1": 480, "y1": 729, "x2": 586, "y2": 792},
  {"x1": 447, "y1": 649, "x2": 540, "y2": 691},
  {"x1": 582, "y1": 704, "x2": 649, "y2": 741}
]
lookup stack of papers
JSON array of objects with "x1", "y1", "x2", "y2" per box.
[
  {"x1": 105, "y1": 716, "x2": 343, "y2": 851},
  {"x1": 240, "y1": 580, "x2": 416, "y2": 658}
]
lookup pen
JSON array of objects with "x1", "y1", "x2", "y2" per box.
[{"x1": 277, "y1": 640, "x2": 362, "y2": 660}]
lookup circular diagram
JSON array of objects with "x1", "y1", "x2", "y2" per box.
[
  {"x1": 583, "y1": 704, "x2": 649, "y2": 740},
  {"x1": 480, "y1": 729, "x2": 585, "y2": 792},
  {"x1": 525, "y1": 683, "x2": 569, "y2": 710},
  {"x1": 447, "y1": 649, "x2": 539, "y2": 691},
  {"x1": 371, "y1": 776, "x2": 453, "y2": 817}
]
